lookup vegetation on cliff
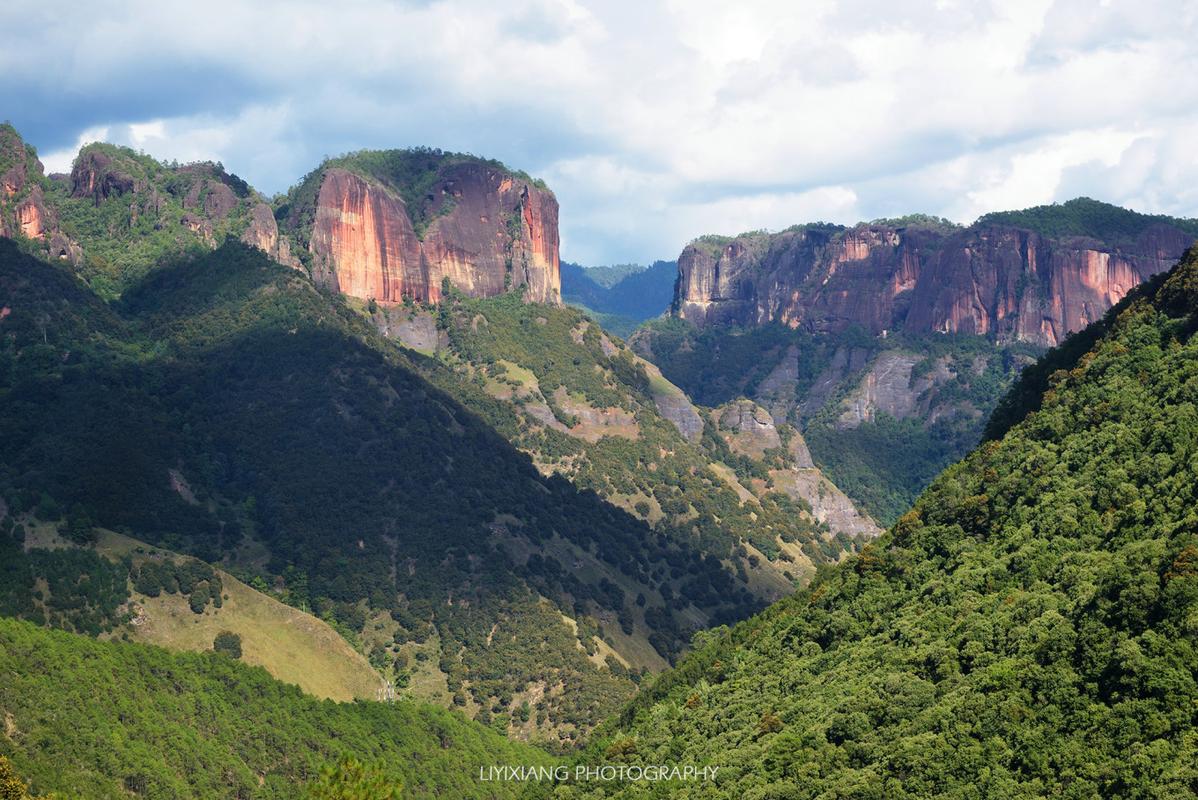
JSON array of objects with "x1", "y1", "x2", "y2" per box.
[
  {"x1": 636, "y1": 318, "x2": 1034, "y2": 525},
  {"x1": 978, "y1": 196, "x2": 1198, "y2": 243},
  {"x1": 424, "y1": 290, "x2": 864, "y2": 581},
  {"x1": 50, "y1": 141, "x2": 260, "y2": 298},
  {"x1": 279, "y1": 146, "x2": 549, "y2": 253}
]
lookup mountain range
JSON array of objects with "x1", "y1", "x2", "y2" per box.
[
  {"x1": 0, "y1": 123, "x2": 875, "y2": 765},
  {"x1": 1, "y1": 119, "x2": 1196, "y2": 798}
]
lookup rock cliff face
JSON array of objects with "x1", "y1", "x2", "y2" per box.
[
  {"x1": 674, "y1": 204, "x2": 1195, "y2": 347},
  {"x1": 0, "y1": 125, "x2": 81, "y2": 263},
  {"x1": 717, "y1": 399, "x2": 782, "y2": 458},
  {"x1": 300, "y1": 155, "x2": 560, "y2": 305},
  {"x1": 901, "y1": 224, "x2": 1189, "y2": 344},
  {"x1": 240, "y1": 203, "x2": 298, "y2": 267},
  {"x1": 714, "y1": 398, "x2": 882, "y2": 539},
  {"x1": 70, "y1": 149, "x2": 143, "y2": 203}
]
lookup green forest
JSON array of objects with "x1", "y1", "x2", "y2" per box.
[{"x1": 0, "y1": 617, "x2": 550, "y2": 799}]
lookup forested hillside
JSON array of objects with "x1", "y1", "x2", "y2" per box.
[
  {"x1": 0, "y1": 617, "x2": 551, "y2": 799},
  {"x1": 0, "y1": 238, "x2": 741, "y2": 745},
  {"x1": 560, "y1": 246, "x2": 1198, "y2": 798},
  {"x1": 371, "y1": 291, "x2": 875, "y2": 599}
]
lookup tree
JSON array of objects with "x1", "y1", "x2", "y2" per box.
[
  {"x1": 62, "y1": 504, "x2": 96, "y2": 544},
  {"x1": 0, "y1": 756, "x2": 43, "y2": 800},
  {"x1": 188, "y1": 581, "x2": 211, "y2": 614},
  {"x1": 304, "y1": 758, "x2": 402, "y2": 800},
  {"x1": 213, "y1": 631, "x2": 242, "y2": 659}
]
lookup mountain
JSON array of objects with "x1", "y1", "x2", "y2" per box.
[
  {"x1": 369, "y1": 293, "x2": 878, "y2": 602},
  {"x1": 0, "y1": 237, "x2": 685, "y2": 747},
  {"x1": 0, "y1": 224, "x2": 874, "y2": 751},
  {"x1": 0, "y1": 126, "x2": 866, "y2": 748},
  {"x1": 278, "y1": 149, "x2": 560, "y2": 305},
  {"x1": 0, "y1": 125, "x2": 559, "y2": 306},
  {"x1": 572, "y1": 264, "x2": 645, "y2": 289},
  {"x1": 561, "y1": 260, "x2": 677, "y2": 335},
  {"x1": 0, "y1": 617, "x2": 551, "y2": 798},
  {"x1": 672, "y1": 202, "x2": 1196, "y2": 347},
  {"x1": 0, "y1": 123, "x2": 288, "y2": 300},
  {"x1": 0, "y1": 235, "x2": 709, "y2": 742},
  {"x1": 638, "y1": 201, "x2": 1197, "y2": 524},
  {"x1": 560, "y1": 243, "x2": 1198, "y2": 798}
]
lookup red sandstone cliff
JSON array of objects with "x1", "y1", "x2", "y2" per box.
[
  {"x1": 302, "y1": 158, "x2": 560, "y2": 305},
  {"x1": 309, "y1": 168, "x2": 427, "y2": 302},
  {"x1": 674, "y1": 208, "x2": 1194, "y2": 347}
]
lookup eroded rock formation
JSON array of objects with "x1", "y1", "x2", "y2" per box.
[
  {"x1": 0, "y1": 126, "x2": 82, "y2": 263},
  {"x1": 675, "y1": 210, "x2": 1194, "y2": 347},
  {"x1": 304, "y1": 159, "x2": 560, "y2": 305}
]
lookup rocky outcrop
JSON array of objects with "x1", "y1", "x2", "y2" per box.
[
  {"x1": 675, "y1": 225, "x2": 928, "y2": 335},
  {"x1": 0, "y1": 126, "x2": 82, "y2": 263},
  {"x1": 771, "y1": 468, "x2": 883, "y2": 539},
  {"x1": 241, "y1": 203, "x2": 298, "y2": 268},
  {"x1": 902, "y1": 224, "x2": 1190, "y2": 343},
  {"x1": 15, "y1": 185, "x2": 48, "y2": 239},
  {"x1": 185, "y1": 179, "x2": 238, "y2": 221},
  {"x1": 713, "y1": 397, "x2": 880, "y2": 538},
  {"x1": 70, "y1": 149, "x2": 141, "y2": 203},
  {"x1": 376, "y1": 308, "x2": 447, "y2": 356},
  {"x1": 836, "y1": 352, "x2": 924, "y2": 427},
  {"x1": 309, "y1": 168, "x2": 427, "y2": 302},
  {"x1": 304, "y1": 158, "x2": 561, "y2": 305},
  {"x1": 717, "y1": 399, "x2": 782, "y2": 458},
  {"x1": 52, "y1": 142, "x2": 295, "y2": 271},
  {"x1": 674, "y1": 207, "x2": 1195, "y2": 347},
  {"x1": 638, "y1": 357, "x2": 704, "y2": 442}
]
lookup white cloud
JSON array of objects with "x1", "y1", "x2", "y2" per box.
[{"x1": 4, "y1": 0, "x2": 1197, "y2": 263}]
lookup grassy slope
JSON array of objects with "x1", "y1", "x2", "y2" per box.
[
  {"x1": 14, "y1": 523, "x2": 384, "y2": 702},
  {"x1": 556, "y1": 247, "x2": 1198, "y2": 798},
  {"x1": 96, "y1": 530, "x2": 384, "y2": 702}
]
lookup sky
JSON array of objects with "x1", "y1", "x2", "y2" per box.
[{"x1": 2, "y1": 0, "x2": 1196, "y2": 265}]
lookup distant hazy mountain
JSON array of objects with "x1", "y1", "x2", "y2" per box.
[{"x1": 561, "y1": 260, "x2": 677, "y2": 336}]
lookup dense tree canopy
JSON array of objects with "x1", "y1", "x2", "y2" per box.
[{"x1": 0, "y1": 618, "x2": 550, "y2": 799}]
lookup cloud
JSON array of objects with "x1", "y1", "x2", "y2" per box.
[{"x1": 2, "y1": 0, "x2": 1196, "y2": 263}]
